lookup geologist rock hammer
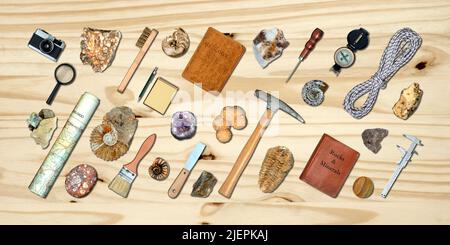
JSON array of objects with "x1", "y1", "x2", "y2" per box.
[{"x1": 218, "y1": 90, "x2": 305, "y2": 198}]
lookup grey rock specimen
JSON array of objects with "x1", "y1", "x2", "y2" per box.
[
  {"x1": 38, "y1": 109, "x2": 55, "y2": 119},
  {"x1": 362, "y1": 128, "x2": 389, "y2": 154},
  {"x1": 191, "y1": 171, "x2": 217, "y2": 198},
  {"x1": 27, "y1": 112, "x2": 42, "y2": 131}
]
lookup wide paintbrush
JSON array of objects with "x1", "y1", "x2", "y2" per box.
[{"x1": 108, "y1": 134, "x2": 157, "y2": 198}]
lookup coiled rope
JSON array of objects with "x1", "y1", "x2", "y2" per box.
[{"x1": 343, "y1": 28, "x2": 422, "y2": 119}]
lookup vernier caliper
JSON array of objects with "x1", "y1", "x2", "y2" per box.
[{"x1": 381, "y1": 134, "x2": 423, "y2": 198}]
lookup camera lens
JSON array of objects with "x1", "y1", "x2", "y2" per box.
[{"x1": 39, "y1": 39, "x2": 54, "y2": 54}]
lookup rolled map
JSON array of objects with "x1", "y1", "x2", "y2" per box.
[{"x1": 29, "y1": 92, "x2": 100, "y2": 198}]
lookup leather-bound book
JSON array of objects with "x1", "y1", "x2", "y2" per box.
[
  {"x1": 300, "y1": 134, "x2": 360, "y2": 198},
  {"x1": 182, "y1": 27, "x2": 245, "y2": 94}
]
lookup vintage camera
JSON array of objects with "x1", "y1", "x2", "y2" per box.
[{"x1": 28, "y1": 28, "x2": 65, "y2": 62}]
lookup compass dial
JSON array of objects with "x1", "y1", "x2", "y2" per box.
[{"x1": 334, "y1": 47, "x2": 355, "y2": 68}]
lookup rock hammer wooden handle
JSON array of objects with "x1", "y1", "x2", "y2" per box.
[{"x1": 219, "y1": 109, "x2": 274, "y2": 198}]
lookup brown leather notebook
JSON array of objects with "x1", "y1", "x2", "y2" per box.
[
  {"x1": 300, "y1": 134, "x2": 360, "y2": 198},
  {"x1": 182, "y1": 27, "x2": 245, "y2": 94}
]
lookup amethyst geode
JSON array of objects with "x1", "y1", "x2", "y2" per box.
[{"x1": 171, "y1": 111, "x2": 197, "y2": 140}]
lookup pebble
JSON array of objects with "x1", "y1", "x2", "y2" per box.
[
  {"x1": 353, "y1": 176, "x2": 374, "y2": 198},
  {"x1": 65, "y1": 164, "x2": 98, "y2": 198}
]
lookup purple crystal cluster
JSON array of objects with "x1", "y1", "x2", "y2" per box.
[{"x1": 171, "y1": 111, "x2": 197, "y2": 140}]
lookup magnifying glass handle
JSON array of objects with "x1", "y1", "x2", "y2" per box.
[{"x1": 46, "y1": 84, "x2": 61, "y2": 105}]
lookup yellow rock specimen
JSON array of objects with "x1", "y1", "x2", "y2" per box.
[
  {"x1": 31, "y1": 117, "x2": 58, "y2": 149},
  {"x1": 392, "y1": 83, "x2": 423, "y2": 120}
]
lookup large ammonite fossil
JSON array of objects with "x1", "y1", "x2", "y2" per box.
[
  {"x1": 161, "y1": 28, "x2": 190, "y2": 58},
  {"x1": 89, "y1": 106, "x2": 138, "y2": 161},
  {"x1": 90, "y1": 122, "x2": 129, "y2": 161}
]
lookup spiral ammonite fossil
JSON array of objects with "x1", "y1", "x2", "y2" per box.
[
  {"x1": 89, "y1": 106, "x2": 138, "y2": 161},
  {"x1": 161, "y1": 28, "x2": 190, "y2": 58},
  {"x1": 149, "y1": 157, "x2": 170, "y2": 181},
  {"x1": 301, "y1": 80, "x2": 328, "y2": 106}
]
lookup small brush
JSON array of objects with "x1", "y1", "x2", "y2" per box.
[
  {"x1": 108, "y1": 134, "x2": 157, "y2": 198},
  {"x1": 117, "y1": 27, "x2": 159, "y2": 93}
]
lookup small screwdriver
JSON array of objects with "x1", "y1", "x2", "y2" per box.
[{"x1": 285, "y1": 28, "x2": 324, "y2": 83}]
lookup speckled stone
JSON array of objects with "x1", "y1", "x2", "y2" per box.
[
  {"x1": 65, "y1": 164, "x2": 98, "y2": 198},
  {"x1": 362, "y1": 128, "x2": 388, "y2": 154}
]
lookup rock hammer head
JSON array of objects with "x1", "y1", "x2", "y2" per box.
[{"x1": 255, "y1": 89, "x2": 305, "y2": 123}]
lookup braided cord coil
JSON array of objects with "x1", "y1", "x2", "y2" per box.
[{"x1": 343, "y1": 28, "x2": 422, "y2": 119}]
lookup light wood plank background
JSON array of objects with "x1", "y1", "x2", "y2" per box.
[{"x1": 0, "y1": 0, "x2": 449, "y2": 224}]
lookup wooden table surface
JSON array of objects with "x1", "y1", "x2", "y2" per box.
[{"x1": 1, "y1": 0, "x2": 449, "y2": 225}]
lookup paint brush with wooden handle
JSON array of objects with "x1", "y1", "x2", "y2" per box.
[
  {"x1": 108, "y1": 134, "x2": 157, "y2": 198},
  {"x1": 117, "y1": 27, "x2": 158, "y2": 93}
]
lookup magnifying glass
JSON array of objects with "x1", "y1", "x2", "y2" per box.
[{"x1": 46, "y1": 63, "x2": 76, "y2": 105}]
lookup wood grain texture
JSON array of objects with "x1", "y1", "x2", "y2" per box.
[{"x1": 0, "y1": 0, "x2": 449, "y2": 224}]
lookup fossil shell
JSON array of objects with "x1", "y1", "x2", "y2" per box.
[
  {"x1": 90, "y1": 122, "x2": 129, "y2": 161},
  {"x1": 258, "y1": 146, "x2": 294, "y2": 193},
  {"x1": 103, "y1": 106, "x2": 138, "y2": 146},
  {"x1": 392, "y1": 83, "x2": 423, "y2": 120},
  {"x1": 90, "y1": 106, "x2": 138, "y2": 161},
  {"x1": 302, "y1": 80, "x2": 328, "y2": 106},
  {"x1": 161, "y1": 28, "x2": 190, "y2": 58},
  {"x1": 149, "y1": 157, "x2": 170, "y2": 181}
]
